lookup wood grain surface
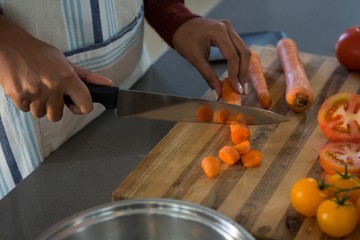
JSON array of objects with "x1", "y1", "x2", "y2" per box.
[{"x1": 112, "y1": 45, "x2": 360, "y2": 240}]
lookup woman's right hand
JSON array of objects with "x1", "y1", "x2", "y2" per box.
[{"x1": 0, "y1": 15, "x2": 112, "y2": 122}]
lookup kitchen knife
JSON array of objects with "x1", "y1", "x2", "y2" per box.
[{"x1": 64, "y1": 84, "x2": 288, "y2": 125}]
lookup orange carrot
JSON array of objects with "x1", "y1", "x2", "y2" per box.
[
  {"x1": 226, "y1": 113, "x2": 246, "y2": 124},
  {"x1": 234, "y1": 140, "x2": 251, "y2": 155},
  {"x1": 241, "y1": 149, "x2": 262, "y2": 168},
  {"x1": 218, "y1": 146, "x2": 240, "y2": 165},
  {"x1": 230, "y1": 123, "x2": 251, "y2": 145},
  {"x1": 213, "y1": 109, "x2": 231, "y2": 123},
  {"x1": 248, "y1": 51, "x2": 272, "y2": 109},
  {"x1": 196, "y1": 105, "x2": 213, "y2": 122},
  {"x1": 201, "y1": 156, "x2": 221, "y2": 178},
  {"x1": 221, "y1": 77, "x2": 242, "y2": 105},
  {"x1": 276, "y1": 38, "x2": 313, "y2": 112}
]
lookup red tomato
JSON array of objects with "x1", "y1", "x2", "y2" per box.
[
  {"x1": 319, "y1": 141, "x2": 360, "y2": 174},
  {"x1": 335, "y1": 25, "x2": 360, "y2": 71},
  {"x1": 317, "y1": 92, "x2": 360, "y2": 142}
]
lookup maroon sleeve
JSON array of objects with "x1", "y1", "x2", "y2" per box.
[{"x1": 144, "y1": 0, "x2": 200, "y2": 48}]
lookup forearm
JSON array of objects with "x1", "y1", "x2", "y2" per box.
[{"x1": 144, "y1": 0, "x2": 200, "y2": 47}]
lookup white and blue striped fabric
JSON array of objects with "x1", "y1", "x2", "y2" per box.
[{"x1": 0, "y1": 0, "x2": 151, "y2": 199}]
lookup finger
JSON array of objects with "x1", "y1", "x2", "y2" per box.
[
  {"x1": 46, "y1": 93, "x2": 64, "y2": 122},
  {"x1": 64, "y1": 74, "x2": 93, "y2": 114},
  {"x1": 29, "y1": 97, "x2": 47, "y2": 118},
  {"x1": 187, "y1": 49, "x2": 222, "y2": 99},
  {"x1": 211, "y1": 24, "x2": 242, "y2": 93},
  {"x1": 72, "y1": 64, "x2": 113, "y2": 86},
  {"x1": 14, "y1": 99, "x2": 31, "y2": 112},
  {"x1": 227, "y1": 27, "x2": 251, "y2": 93}
]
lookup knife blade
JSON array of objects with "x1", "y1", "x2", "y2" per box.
[{"x1": 65, "y1": 84, "x2": 288, "y2": 125}]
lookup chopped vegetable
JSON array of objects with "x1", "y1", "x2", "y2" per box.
[
  {"x1": 213, "y1": 109, "x2": 231, "y2": 123},
  {"x1": 241, "y1": 149, "x2": 262, "y2": 168},
  {"x1": 221, "y1": 77, "x2": 242, "y2": 105},
  {"x1": 218, "y1": 145, "x2": 240, "y2": 165},
  {"x1": 230, "y1": 123, "x2": 251, "y2": 145},
  {"x1": 196, "y1": 105, "x2": 213, "y2": 122},
  {"x1": 234, "y1": 140, "x2": 251, "y2": 155},
  {"x1": 201, "y1": 156, "x2": 221, "y2": 178}
]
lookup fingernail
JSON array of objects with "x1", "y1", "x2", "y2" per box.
[
  {"x1": 212, "y1": 89, "x2": 219, "y2": 101},
  {"x1": 237, "y1": 83, "x2": 244, "y2": 94},
  {"x1": 244, "y1": 82, "x2": 249, "y2": 95}
]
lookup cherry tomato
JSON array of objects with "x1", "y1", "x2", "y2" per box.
[
  {"x1": 317, "y1": 199, "x2": 358, "y2": 237},
  {"x1": 317, "y1": 92, "x2": 360, "y2": 142},
  {"x1": 327, "y1": 172, "x2": 360, "y2": 203},
  {"x1": 319, "y1": 141, "x2": 360, "y2": 174},
  {"x1": 335, "y1": 25, "x2": 360, "y2": 71},
  {"x1": 356, "y1": 197, "x2": 360, "y2": 223},
  {"x1": 290, "y1": 178, "x2": 327, "y2": 217}
]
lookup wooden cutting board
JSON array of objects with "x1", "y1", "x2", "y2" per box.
[{"x1": 112, "y1": 45, "x2": 360, "y2": 240}]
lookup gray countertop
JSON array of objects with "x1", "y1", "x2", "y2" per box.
[{"x1": 1, "y1": 0, "x2": 359, "y2": 239}]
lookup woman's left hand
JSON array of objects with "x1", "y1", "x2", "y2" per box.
[{"x1": 172, "y1": 17, "x2": 250, "y2": 99}]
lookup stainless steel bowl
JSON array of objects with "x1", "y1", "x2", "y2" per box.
[{"x1": 37, "y1": 198, "x2": 254, "y2": 240}]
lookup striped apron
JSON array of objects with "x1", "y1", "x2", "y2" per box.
[{"x1": 0, "y1": 0, "x2": 151, "y2": 199}]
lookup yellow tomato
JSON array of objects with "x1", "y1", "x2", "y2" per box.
[
  {"x1": 317, "y1": 199, "x2": 358, "y2": 237},
  {"x1": 327, "y1": 173, "x2": 360, "y2": 203},
  {"x1": 290, "y1": 178, "x2": 327, "y2": 217}
]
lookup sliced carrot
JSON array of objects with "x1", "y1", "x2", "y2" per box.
[
  {"x1": 234, "y1": 140, "x2": 251, "y2": 155},
  {"x1": 248, "y1": 51, "x2": 272, "y2": 109},
  {"x1": 221, "y1": 77, "x2": 242, "y2": 105},
  {"x1": 201, "y1": 156, "x2": 221, "y2": 178},
  {"x1": 218, "y1": 145, "x2": 240, "y2": 165},
  {"x1": 241, "y1": 149, "x2": 262, "y2": 168},
  {"x1": 230, "y1": 123, "x2": 251, "y2": 145},
  {"x1": 226, "y1": 113, "x2": 246, "y2": 124},
  {"x1": 213, "y1": 109, "x2": 231, "y2": 123},
  {"x1": 276, "y1": 38, "x2": 313, "y2": 113},
  {"x1": 196, "y1": 105, "x2": 213, "y2": 122}
]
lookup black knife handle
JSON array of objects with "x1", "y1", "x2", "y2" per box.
[{"x1": 64, "y1": 83, "x2": 119, "y2": 109}]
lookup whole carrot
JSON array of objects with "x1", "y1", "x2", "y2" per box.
[
  {"x1": 276, "y1": 38, "x2": 313, "y2": 112},
  {"x1": 248, "y1": 51, "x2": 272, "y2": 109}
]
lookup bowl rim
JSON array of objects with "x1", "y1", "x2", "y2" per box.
[{"x1": 36, "y1": 198, "x2": 255, "y2": 240}]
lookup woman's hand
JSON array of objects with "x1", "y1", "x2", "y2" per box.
[
  {"x1": 172, "y1": 17, "x2": 250, "y2": 99},
  {"x1": 0, "y1": 15, "x2": 112, "y2": 122}
]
